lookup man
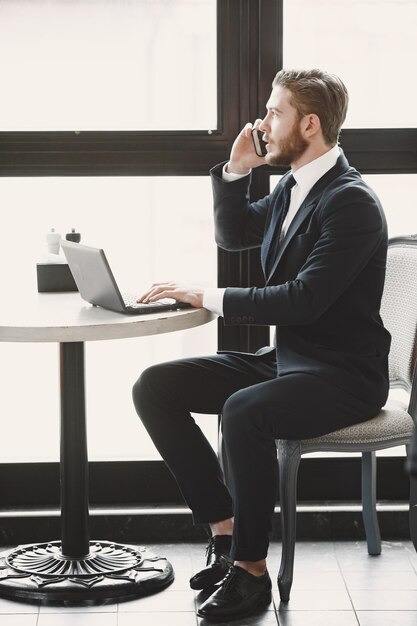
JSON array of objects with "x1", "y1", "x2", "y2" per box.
[{"x1": 132, "y1": 68, "x2": 391, "y2": 621}]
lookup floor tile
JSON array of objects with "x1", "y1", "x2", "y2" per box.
[
  {"x1": 356, "y1": 611, "x2": 417, "y2": 626},
  {"x1": 119, "y1": 612, "x2": 198, "y2": 626},
  {"x1": 335, "y1": 540, "x2": 410, "y2": 558},
  {"x1": 277, "y1": 611, "x2": 359, "y2": 626},
  {"x1": 340, "y1": 557, "x2": 415, "y2": 575},
  {"x1": 150, "y1": 543, "x2": 194, "y2": 570},
  {"x1": 343, "y1": 569, "x2": 417, "y2": 590},
  {"x1": 290, "y1": 543, "x2": 340, "y2": 572},
  {"x1": 40, "y1": 602, "x2": 118, "y2": 613},
  {"x1": 293, "y1": 541, "x2": 337, "y2": 554},
  {"x1": 1, "y1": 540, "x2": 416, "y2": 624},
  {"x1": 290, "y1": 570, "x2": 346, "y2": 590},
  {"x1": 118, "y1": 589, "x2": 196, "y2": 612},
  {"x1": 402, "y1": 540, "x2": 417, "y2": 555},
  {"x1": 168, "y1": 566, "x2": 194, "y2": 591},
  {"x1": 350, "y1": 589, "x2": 417, "y2": 611},
  {"x1": 403, "y1": 541, "x2": 417, "y2": 570},
  {"x1": 38, "y1": 614, "x2": 117, "y2": 626},
  {"x1": 0, "y1": 617, "x2": 38, "y2": 626},
  {"x1": 0, "y1": 597, "x2": 39, "y2": 614},
  {"x1": 335, "y1": 541, "x2": 415, "y2": 572},
  {"x1": 274, "y1": 588, "x2": 353, "y2": 611}
]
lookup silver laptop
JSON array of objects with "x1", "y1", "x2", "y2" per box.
[{"x1": 61, "y1": 240, "x2": 191, "y2": 315}]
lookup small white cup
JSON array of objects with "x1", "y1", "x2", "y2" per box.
[{"x1": 46, "y1": 229, "x2": 61, "y2": 255}]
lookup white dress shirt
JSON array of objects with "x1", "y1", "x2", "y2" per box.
[{"x1": 203, "y1": 144, "x2": 341, "y2": 316}]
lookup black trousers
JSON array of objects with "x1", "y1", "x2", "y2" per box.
[{"x1": 132, "y1": 350, "x2": 381, "y2": 561}]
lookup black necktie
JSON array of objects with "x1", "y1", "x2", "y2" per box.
[{"x1": 264, "y1": 174, "x2": 296, "y2": 277}]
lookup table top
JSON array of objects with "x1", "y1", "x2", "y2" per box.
[{"x1": 0, "y1": 292, "x2": 216, "y2": 343}]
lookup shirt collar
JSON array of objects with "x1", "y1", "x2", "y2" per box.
[{"x1": 292, "y1": 144, "x2": 340, "y2": 195}]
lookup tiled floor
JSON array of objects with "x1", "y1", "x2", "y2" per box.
[{"x1": 0, "y1": 540, "x2": 417, "y2": 625}]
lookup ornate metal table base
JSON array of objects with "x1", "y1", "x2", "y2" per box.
[
  {"x1": 0, "y1": 541, "x2": 174, "y2": 603},
  {"x1": 0, "y1": 343, "x2": 176, "y2": 603}
]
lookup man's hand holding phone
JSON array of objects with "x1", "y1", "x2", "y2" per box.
[
  {"x1": 227, "y1": 119, "x2": 267, "y2": 176},
  {"x1": 251, "y1": 129, "x2": 268, "y2": 157}
]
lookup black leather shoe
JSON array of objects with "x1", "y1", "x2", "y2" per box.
[
  {"x1": 189, "y1": 535, "x2": 233, "y2": 590},
  {"x1": 197, "y1": 565, "x2": 272, "y2": 622}
]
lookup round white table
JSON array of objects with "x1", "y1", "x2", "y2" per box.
[{"x1": 0, "y1": 293, "x2": 215, "y2": 603}]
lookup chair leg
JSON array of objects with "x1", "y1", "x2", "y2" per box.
[
  {"x1": 406, "y1": 442, "x2": 417, "y2": 554},
  {"x1": 361, "y1": 451, "x2": 381, "y2": 555},
  {"x1": 276, "y1": 440, "x2": 301, "y2": 603}
]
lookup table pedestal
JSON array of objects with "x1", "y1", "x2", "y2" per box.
[{"x1": 0, "y1": 342, "x2": 174, "y2": 603}]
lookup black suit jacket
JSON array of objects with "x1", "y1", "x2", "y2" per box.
[{"x1": 210, "y1": 151, "x2": 391, "y2": 406}]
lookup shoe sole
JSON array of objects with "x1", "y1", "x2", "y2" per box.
[{"x1": 197, "y1": 589, "x2": 272, "y2": 622}]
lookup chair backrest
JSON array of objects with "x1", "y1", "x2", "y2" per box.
[{"x1": 380, "y1": 235, "x2": 417, "y2": 391}]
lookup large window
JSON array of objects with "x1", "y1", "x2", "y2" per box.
[
  {"x1": 1, "y1": 0, "x2": 413, "y2": 507},
  {"x1": 0, "y1": 0, "x2": 220, "y2": 465},
  {"x1": 284, "y1": 0, "x2": 417, "y2": 128},
  {"x1": 0, "y1": 0, "x2": 281, "y2": 472},
  {"x1": 0, "y1": 0, "x2": 217, "y2": 131},
  {"x1": 362, "y1": 175, "x2": 417, "y2": 238}
]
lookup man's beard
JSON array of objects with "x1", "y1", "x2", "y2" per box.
[{"x1": 265, "y1": 120, "x2": 308, "y2": 167}]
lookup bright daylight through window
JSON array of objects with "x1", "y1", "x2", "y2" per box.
[
  {"x1": 0, "y1": 0, "x2": 217, "y2": 131},
  {"x1": 0, "y1": 0, "x2": 218, "y2": 462}
]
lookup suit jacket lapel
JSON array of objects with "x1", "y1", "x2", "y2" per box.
[
  {"x1": 265, "y1": 151, "x2": 351, "y2": 284},
  {"x1": 265, "y1": 198, "x2": 317, "y2": 283}
]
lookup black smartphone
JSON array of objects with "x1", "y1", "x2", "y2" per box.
[{"x1": 251, "y1": 129, "x2": 267, "y2": 157}]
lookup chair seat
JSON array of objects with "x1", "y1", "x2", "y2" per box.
[{"x1": 300, "y1": 399, "x2": 414, "y2": 450}]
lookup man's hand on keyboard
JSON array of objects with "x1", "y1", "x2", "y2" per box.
[{"x1": 137, "y1": 282, "x2": 204, "y2": 309}]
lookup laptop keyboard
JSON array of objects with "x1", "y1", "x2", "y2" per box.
[{"x1": 122, "y1": 293, "x2": 176, "y2": 309}]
